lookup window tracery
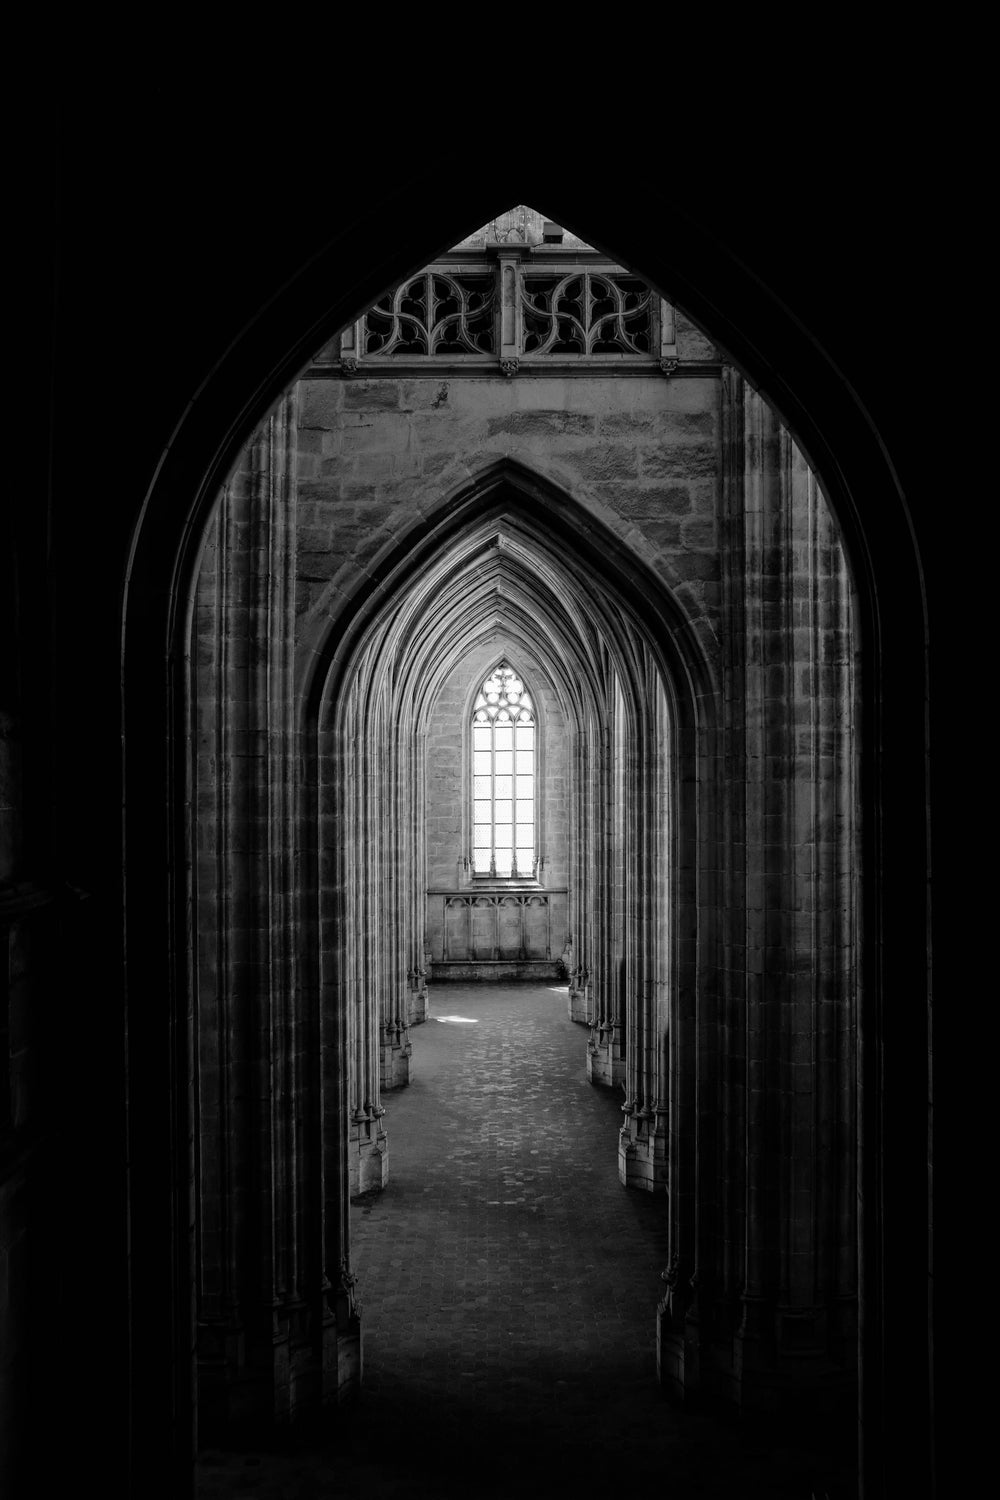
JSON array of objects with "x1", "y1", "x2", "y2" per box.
[
  {"x1": 521, "y1": 271, "x2": 653, "y2": 355},
  {"x1": 471, "y1": 663, "x2": 535, "y2": 878},
  {"x1": 364, "y1": 272, "x2": 495, "y2": 356},
  {"x1": 323, "y1": 254, "x2": 681, "y2": 375}
]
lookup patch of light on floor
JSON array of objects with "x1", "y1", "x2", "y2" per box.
[
  {"x1": 431, "y1": 1015, "x2": 479, "y2": 1024},
  {"x1": 547, "y1": 986, "x2": 570, "y2": 993}
]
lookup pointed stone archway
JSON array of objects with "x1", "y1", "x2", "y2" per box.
[
  {"x1": 121, "y1": 184, "x2": 929, "y2": 1497},
  {"x1": 298, "y1": 461, "x2": 713, "y2": 1206},
  {"x1": 189, "y1": 346, "x2": 861, "y2": 1434}
]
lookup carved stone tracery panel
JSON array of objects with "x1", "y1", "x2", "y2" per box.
[
  {"x1": 327, "y1": 257, "x2": 682, "y2": 375},
  {"x1": 364, "y1": 272, "x2": 495, "y2": 357},
  {"x1": 521, "y1": 271, "x2": 653, "y2": 356}
]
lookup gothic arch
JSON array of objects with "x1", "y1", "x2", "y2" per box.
[
  {"x1": 299, "y1": 461, "x2": 712, "y2": 1213},
  {"x1": 298, "y1": 458, "x2": 718, "y2": 718},
  {"x1": 122, "y1": 184, "x2": 929, "y2": 1498}
]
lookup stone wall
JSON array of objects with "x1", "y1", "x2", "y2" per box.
[
  {"x1": 188, "y1": 303, "x2": 859, "y2": 1432},
  {"x1": 293, "y1": 369, "x2": 722, "y2": 669}
]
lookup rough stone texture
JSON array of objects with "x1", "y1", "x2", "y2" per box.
[{"x1": 294, "y1": 373, "x2": 721, "y2": 668}]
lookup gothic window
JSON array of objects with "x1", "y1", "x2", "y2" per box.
[{"x1": 471, "y1": 663, "x2": 535, "y2": 878}]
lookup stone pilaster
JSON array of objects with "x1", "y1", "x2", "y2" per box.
[
  {"x1": 618, "y1": 652, "x2": 670, "y2": 1191},
  {"x1": 193, "y1": 394, "x2": 345, "y2": 1434},
  {"x1": 694, "y1": 374, "x2": 858, "y2": 1417},
  {"x1": 407, "y1": 732, "x2": 429, "y2": 1030},
  {"x1": 567, "y1": 725, "x2": 592, "y2": 1025},
  {"x1": 336, "y1": 654, "x2": 391, "y2": 1193},
  {"x1": 587, "y1": 692, "x2": 625, "y2": 1087},
  {"x1": 379, "y1": 706, "x2": 412, "y2": 1090}
]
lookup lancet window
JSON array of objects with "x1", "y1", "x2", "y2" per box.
[{"x1": 471, "y1": 664, "x2": 535, "y2": 878}]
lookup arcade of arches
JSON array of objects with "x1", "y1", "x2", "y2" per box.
[{"x1": 188, "y1": 213, "x2": 859, "y2": 1441}]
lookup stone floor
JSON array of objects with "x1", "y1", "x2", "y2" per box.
[{"x1": 195, "y1": 984, "x2": 855, "y2": 1498}]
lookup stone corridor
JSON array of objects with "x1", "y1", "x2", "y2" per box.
[{"x1": 195, "y1": 984, "x2": 852, "y2": 1498}]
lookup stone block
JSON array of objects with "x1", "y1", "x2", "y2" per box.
[
  {"x1": 641, "y1": 443, "x2": 717, "y2": 480},
  {"x1": 681, "y1": 516, "x2": 716, "y2": 548},
  {"x1": 485, "y1": 411, "x2": 597, "y2": 439},
  {"x1": 298, "y1": 383, "x2": 342, "y2": 428},
  {"x1": 638, "y1": 519, "x2": 683, "y2": 551},
  {"x1": 341, "y1": 381, "x2": 400, "y2": 411}
]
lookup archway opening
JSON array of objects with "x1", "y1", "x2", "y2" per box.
[
  {"x1": 184, "y1": 207, "x2": 860, "y2": 1496},
  {"x1": 113, "y1": 181, "x2": 935, "y2": 1494}
]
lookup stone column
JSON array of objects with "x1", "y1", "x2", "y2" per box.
[
  {"x1": 619, "y1": 654, "x2": 670, "y2": 1190},
  {"x1": 587, "y1": 677, "x2": 625, "y2": 1086},
  {"x1": 193, "y1": 395, "x2": 356, "y2": 1432},
  {"x1": 338, "y1": 652, "x2": 389, "y2": 1193},
  {"x1": 659, "y1": 365, "x2": 743, "y2": 1398},
  {"x1": 566, "y1": 720, "x2": 592, "y2": 1024},
  {"x1": 380, "y1": 685, "x2": 413, "y2": 1088},
  {"x1": 685, "y1": 374, "x2": 858, "y2": 1416},
  {"x1": 406, "y1": 730, "x2": 428, "y2": 1026}
]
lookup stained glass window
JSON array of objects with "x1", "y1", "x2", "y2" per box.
[{"x1": 471, "y1": 663, "x2": 535, "y2": 878}]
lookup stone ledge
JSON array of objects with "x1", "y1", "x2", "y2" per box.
[{"x1": 429, "y1": 960, "x2": 563, "y2": 983}]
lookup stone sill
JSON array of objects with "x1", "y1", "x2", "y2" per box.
[
  {"x1": 307, "y1": 359, "x2": 722, "y2": 382},
  {"x1": 429, "y1": 960, "x2": 565, "y2": 983}
]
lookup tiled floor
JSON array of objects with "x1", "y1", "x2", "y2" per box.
[{"x1": 195, "y1": 984, "x2": 854, "y2": 1498}]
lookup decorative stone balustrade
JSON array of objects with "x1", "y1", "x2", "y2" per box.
[{"x1": 312, "y1": 253, "x2": 684, "y2": 379}]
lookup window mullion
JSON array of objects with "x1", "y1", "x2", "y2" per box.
[
  {"x1": 512, "y1": 730, "x2": 519, "y2": 877},
  {"x1": 490, "y1": 714, "x2": 497, "y2": 878}
]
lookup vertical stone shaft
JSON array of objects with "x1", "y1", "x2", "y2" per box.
[
  {"x1": 716, "y1": 364, "x2": 750, "y2": 1341},
  {"x1": 380, "y1": 675, "x2": 413, "y2": 1087},
  {"x1": 340, "y1": 645, "x2": 388, "y2": 1192},
  {"x1": 740, "y1": 386, "x2": 782, "y2": 1338},
  {"x1": 727, "y1": 382, "x2": 857, "y2": 1413},
  {"x1": 407, "y1": 729, "x2": 428, "y2": 1025},
  {"x1": 193, "y1": 396, "x2": 308, "y2": 1430},
  {"x1": 619, "y1": 649, "x2": 669, "y2": 1191},
  {"x1": 567, "y1": 718, "x2": 592, "y2": 1024},
  {"x1": 587, "y1": 672, "x2": 625, "y2": 1085}
]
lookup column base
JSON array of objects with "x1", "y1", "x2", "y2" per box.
[
  {"x1": 380, "y1": 1023, "x2": 412, "y2": 1089},
  {"x1": 658, "y1": 1288, "x2": 857, "y2": 1426},
  {"x1": 657, "y1": 1259, "x2": 700, "y2": 1401},
  {"x1": 333, "y1": 1317, "x2": 361, "y2": 1400},
  {"x1": 196, "y1": 1302, "x2": 318, "y2": 1438},
  {"x1": 320, "y1": 1266, "x2": 362, "y2": 1405},
  {"x1": 587, "y1": 1022, "x2": 624, "y2": 1086},
  {"x1": 350, "y1": 1110, "x2": 388, "y2": 1193},
  {"x1": 657, "y1": 1304, "x2": 700, "y2": 1402},
  {"x1": 196, "y1": 1291, "x2": 363, "y2": 1440},
  {"x1": 407, "y1": 984, "x2": 428, "y2": 1026},
  {"x1": 726, "y1": 1297, "x2": 857, "y2": 1418},
  {"x1": 567, "y1": 983, "x2": 590, "y2": 1025},
  {"x1": 618, "y1": 1108, "x2": 668, "y2": 1190}
]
